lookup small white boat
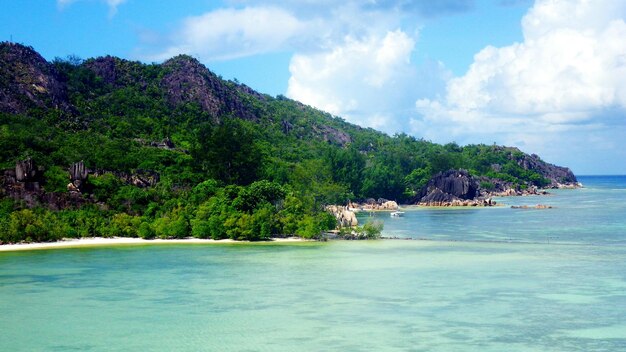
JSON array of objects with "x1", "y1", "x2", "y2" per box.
[{"x1": 390, "y1": 211, "x2": 405, "y2": 217}]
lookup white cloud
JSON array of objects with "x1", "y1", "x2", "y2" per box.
[
  {"x1": 147, "y1": 7, "x2": 311, "y2": 62},
  {"x1": 414, "y1": 0, "x2": 626, "y2": 172},
  {"x1": 287, "y1": 30, "x2": 449, "y2": 133}
]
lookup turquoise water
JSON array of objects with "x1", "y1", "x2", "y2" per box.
[{"x1": 1, "y1": 176, "x2": 625, "y2": 351}]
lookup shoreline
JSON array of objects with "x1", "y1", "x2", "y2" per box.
[{"x1": 0, "y1": 236, "x2": 309, "y2": 252}]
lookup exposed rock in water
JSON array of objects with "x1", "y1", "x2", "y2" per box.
[
  {"x1": 349, "y1": 198, "x2": 398, "y2": 211},
  {"x1": 511, "y1": 204, "x2": 554, "y2": 209},
  {"x1": 325, "y1": 205, "x2": 358, "y2": 227}
]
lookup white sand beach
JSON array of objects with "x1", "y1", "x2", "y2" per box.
[{"x1": 0, "y1": 236, "x2": 308, "y2": 252}]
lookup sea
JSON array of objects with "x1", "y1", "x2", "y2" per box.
[{"x1": 1, "y1": 176, "x2": 625, "y2": 351}]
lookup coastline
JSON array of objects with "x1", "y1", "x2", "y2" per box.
[{"x1": 0, "y1": 236, "x2": 309, "y2": 252}]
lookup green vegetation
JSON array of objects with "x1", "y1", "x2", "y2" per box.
[{"x1": 0, "y1": 52, "x2": 555, "y2": 243}]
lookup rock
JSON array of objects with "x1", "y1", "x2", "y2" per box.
[
  {"x1": 325, "y1": 205, "x2": 358, "y2": 227},
  {"x1": 149, "y1": 137, "x2": 176, "y2": 150},
  {"x1": 15, "y1": 158, "x2": 38, "y2": 182},
  {"x1": 160, "y1": 55, "x2": 255, "y2": 120},
  {"x1": 419, "y1": 169, "x2": 479, "y2": 201},
  {"x1": 416, "y1": 169, "x2": 495, "y2": 206},
  {"x1": 380, "y1": 200, "x2": 399, "y2": 210},
  {"x1": 511, "y1": 204, "x2": 553, "y2": 209},
  {"x1": 347, "y1": 199, "x2": 398, "y2": 211},
  {"x1": 0, "y1": 42, "x2": 72, "y2": 114},
  {"x1": 68, "y1": 161, "x2": 89, "y2": 192},
  {"x1": 67, "y1": 182, "x2": 80, "y2": 194}
]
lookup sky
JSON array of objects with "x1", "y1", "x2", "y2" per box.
[{"x1": 2, "y1": 0, "x2": 626, "y2": 175}]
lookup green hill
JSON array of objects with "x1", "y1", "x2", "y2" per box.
[{"x1": 0, "y1": 42, "x2": 578, "y2": 243}]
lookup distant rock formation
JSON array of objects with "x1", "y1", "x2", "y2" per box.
[
  {"x1": 349, "y1": 198, "x2": 399, "y2": 211},
  {"x1": 415, "y1": 170, "x2": 495, "y2": 206},
  {"x1": 511, "y1": 204, "x2": 553, "y2": 209},
  {"x1": 325, "y1": 205, "x2": 358, "y2": 227},
  {"x1": 488, "y1": 146, "x2": 579, "y2": 188}
]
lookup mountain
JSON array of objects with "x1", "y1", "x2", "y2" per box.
[
  {"x1": 0, "y1": 42, "x2": 578, "y2": 243},
  {"x1": 0, "y1": 43, "x2": 71, "y2": 114}
]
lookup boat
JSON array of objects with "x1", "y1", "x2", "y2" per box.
[{"x1": 390, "y1": 211, "x2": 405, "y2": 217}]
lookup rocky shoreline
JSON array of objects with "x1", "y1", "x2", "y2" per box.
[{"x1": 413, "y1": 169, "x2": 580, "y2": 207}]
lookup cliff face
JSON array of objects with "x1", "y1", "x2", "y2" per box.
[
  {"x1": 0, "y1": 42, "x2": 71, "y2": 114},
  {"x1": 160, "y1": 55, "x2": 256, "y2": 120},
  {"x1": 418, "y1": 169, "x2": 479, "y2": 202},
  {"x1": 515, "y1": 152, "x2": 578, "y2": 186},
  {"x1": 0, "y1": 43, "x2": 256, "y2": 122},
  {"x1": 416, "y1": 170, "x2": 487, "y2": 206}
]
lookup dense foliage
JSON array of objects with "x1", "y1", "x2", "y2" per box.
[{"x1": 0, "y1": 52, "x2": 553, "y2": 243}]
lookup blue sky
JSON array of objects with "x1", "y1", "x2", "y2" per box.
[{"x1": 2, "y1": 0, "x2": 626, "y2": 175}]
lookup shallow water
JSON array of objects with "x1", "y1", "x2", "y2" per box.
[{"x1": 1, "y1": 176, "x2": 625, "y2": 351}]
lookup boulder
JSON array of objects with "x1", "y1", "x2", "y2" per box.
[
  {"x1": 325, "y1": 205, "x2": 358, "y2": 227},
  {"x1": 15, "y1": 158, "x2": 38, "y2": 182},
  {"x1": 68, "y1": 161, "x2": 89, "y2": 192},
  {"x1": 417, "y1": 169, "x2": 486, "y2": 206},
  {"x1": 380, "y1": 200, "x2": 399, "y2": 210}
]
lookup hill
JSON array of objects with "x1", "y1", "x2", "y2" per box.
[{"x1": 0, "y1": 42, "x2": 578, "y2": 243}]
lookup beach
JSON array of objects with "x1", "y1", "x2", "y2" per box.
[{"x1": 0, "y1": 236, "x2": 308, "y2": 252}]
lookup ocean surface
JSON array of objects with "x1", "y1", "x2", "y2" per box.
[{"x1": 1, "y1": 175, "x2": 625, "y2": 351}]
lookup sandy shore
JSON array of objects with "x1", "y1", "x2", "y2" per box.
[{"x1": 0, "y1": 236, "x2": 309, "y2": 252}]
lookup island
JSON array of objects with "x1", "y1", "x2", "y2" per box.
[{"x1": 0, "y1": 42, "x2": 579, "y2": 245}]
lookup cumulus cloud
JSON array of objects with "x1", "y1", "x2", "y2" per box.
[
  {"x1": 287, "y1": 30, "x2": 449, "y2": 133},
  {"x1": 143, "y1": 0, "x2": 476, "y2": 62},
  {"x1": 414, "y1": 0, "x2": 626, "y2": 172},
  {"x1": 147, "y1": 7, "x2": 312, "y2": 62}
]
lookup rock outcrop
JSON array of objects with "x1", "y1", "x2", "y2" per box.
[
  {"x1": 325, "y1": 205, "x2": 358, "y2": 227},
  {"x1": 68, "y1": 161, "x2": 89, "y2": 193},
  {"x1": 0, "y1": 42, "x2": 71, "y2": 114},
  {"x1": 15, "y1": 158, "x2": 38, "y2": 183},
  {"x1": 1, "y1": 159, "x2": 88, "y2": 209},
  {"x1": 349, "y1": 198, "x2": 399, "y2": 211},
  {"x1": 1, "y1": 159, "x2": 161, "y2": 209},
  {"x1": 91, "y1": 169, "x2": 159, "y2": 188},
  {"x1": 489, "y1": 146, "x2": 579, "y2": 188},
  {"x1": 415, "y1": 170, "x2": 495, "y2": 206},
  {"x1": 511, "y1": 204, "x2": 553, "y2": 209},
  {"x1": 161, "y1": 55, "x2": 255, "y2": 120}
]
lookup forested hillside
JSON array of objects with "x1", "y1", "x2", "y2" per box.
[{"x1": 0, "y1": 42, "x2": 577, "y2": 243}]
